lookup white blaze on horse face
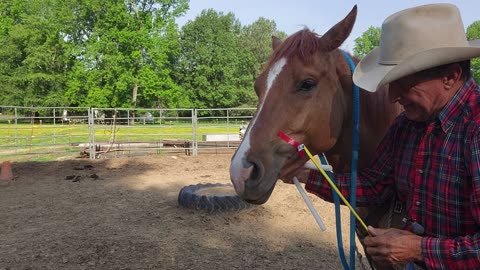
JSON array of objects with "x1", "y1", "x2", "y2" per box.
[
  {"x1": 230, "y1": 58, "x2": 287, "y2": 194},
  {"x1": 266, "y1": 58, "x2": 287, "y2": 94}
]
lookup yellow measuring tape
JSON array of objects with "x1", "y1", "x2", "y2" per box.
[{"x1": 300, "y1": 144, "x2": 369, "y2": 233}]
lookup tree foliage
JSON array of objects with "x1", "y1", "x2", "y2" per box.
[
  {"x1": 64, "y1": 0, "x2": 188, "y2": 109},
  {"x1": 0, "y1": 0, "x2": 70, "y2": 106},
  {"x1": 0, "y1": 0, "x2": 189, "y2": 108},
  {"x1": 353, "y1": 26, "x2": 381, "y2": 59},
  {"x1": 175, "y1": 9, "x2": 257, "y2": 109},
  {"x1": 467, "y1": 21, "x2": 480, "y2": 83},
  {"x1": 467, "y1": 21, "x2": 480, "y2": 40},
  {"x1": 239, "y1": 18, "x2": 287, "y2": 75}
]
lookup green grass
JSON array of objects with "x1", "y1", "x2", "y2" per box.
[{"x1": 0, "y1": 121, "x2": 245, "y2": 162}]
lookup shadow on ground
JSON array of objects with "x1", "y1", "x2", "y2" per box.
[{"x1": 0, "y1": 154, "x2": 368, "y2": 269}]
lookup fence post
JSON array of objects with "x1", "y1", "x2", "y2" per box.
[
  {"x1": 88, "y1": 108, "x2": 96, "y2": 159},
  {"x1": 226, "y1": 109, "x2": 230, "y2": 148},
  {"x1": 53, "y1": 108, "x2": 56, "y2": 145},
  {"x1": 14, "y1": 107, "x2": 18, "y2": 148},
  {"x1": 192, "y1": 109, "x2": 197, "y2": 156}
]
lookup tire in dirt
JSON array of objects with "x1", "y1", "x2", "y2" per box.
[{"x1": 178, "y1": 183, "x2": 256, "y2": 213}]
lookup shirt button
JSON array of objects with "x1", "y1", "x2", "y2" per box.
[
  {"x1": 416, "y1": 201, "x2": 421, "y2": 206},
  {"x1": 418, "y1": 169, "x2": 423, "y2": 174}
]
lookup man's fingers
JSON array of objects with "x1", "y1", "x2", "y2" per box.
[{"x1": 363, "y1": 235, "x2": 380, "y2": 248}]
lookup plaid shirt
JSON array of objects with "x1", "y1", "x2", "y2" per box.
[{"x1": 306, "y1": 78, "x2": 480, "y2": 269}]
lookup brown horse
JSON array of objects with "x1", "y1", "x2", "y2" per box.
[{"x1": 229, "y1": 5, "x2": 404, "y2": 269}]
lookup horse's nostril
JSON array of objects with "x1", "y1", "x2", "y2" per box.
[
  {"x1": 250, "y1": 164, "x2": 259, "y2": 181},
  {"x1": 248, "y1": 160, "x2": 263, "y2": 183}
]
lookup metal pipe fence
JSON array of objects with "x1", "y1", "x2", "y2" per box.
[{"x1": 0, "y1": 106, "x2": 255, "y2": 161}]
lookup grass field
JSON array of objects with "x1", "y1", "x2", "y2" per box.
[{"x1": 0, "y1": 120, "x2": 247, "y2": 162}]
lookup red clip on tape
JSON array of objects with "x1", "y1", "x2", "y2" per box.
[{"x1": 277, "y1": 131, "x2": 305, "y2": 157}]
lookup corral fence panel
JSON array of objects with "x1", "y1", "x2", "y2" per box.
[
  {"x1": 193, "y1": 108, "x2": 254, "y2": 155},
  {"x1": 0, "y1": 106, "x2": 90, "y2": 161},
  {"x1": 87, "y1": 108, "x2": 195, "y2": 159},
  {"x1": 0, "y1": 106, "x2": 256, "y2": 161}
]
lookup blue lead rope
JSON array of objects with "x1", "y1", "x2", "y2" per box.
[
  {"x1": 319, "y1": 154, "x2": 349, "y2": 268},
  {"x1": 326, "y1": 50, "x2": 359, "y2": 270}
]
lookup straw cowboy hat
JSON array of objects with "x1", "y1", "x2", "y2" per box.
[{"x1": 352, "y1": 3, "x2": 480, "y2": 92}]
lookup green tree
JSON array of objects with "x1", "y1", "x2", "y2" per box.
[
  {"x1": 0, "y1": 0, "x2": 70, "y2": 107},
  {"x1": 175, "y1": 9, "x2": 257, "y2": 109},
  {"x1": 467, "y1": 21, "x2": 480, "y2": 83},
  {"x1": 240, "y1": 18, "x2": 287, "y2": 75},
  {"x1": 0, "y1": 0, "x2": 188, "y2": 108},
  {"x1": 236, "y1": 18, "x2": 287, "y2": 106},
  {"x1": 467, "y1": 21, "x2": 480, "y2": 40},
  {"x1": 353, "y1": 26, "x2": 381, "y2": 59},
  {"x1": 65, "y1": 0, "x2": 188, "y2": 109}
]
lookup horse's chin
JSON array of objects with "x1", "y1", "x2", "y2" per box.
[
  {"x1": 241, "y1": 156, "x2": 310, "y2": 204},
  {"x1": 234, "y1": 165, "x2": 279, "y2": 204},
  {"x1": 231, "y1": 144, "x2": 295, "y2": 204},
  {"x1": 242, "y1": 180, "x2": 276, "y2": 204}
]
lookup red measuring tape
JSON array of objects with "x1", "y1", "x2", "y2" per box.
[{"x1": 277, "y1": 131, "x2": 305, "y2": 157}]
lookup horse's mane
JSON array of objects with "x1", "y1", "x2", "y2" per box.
[{"x1": 268, "y1": 28, "x2": 321, "y2": 67}]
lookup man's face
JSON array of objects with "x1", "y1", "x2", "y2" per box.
[{"x1": 388, "y1": 74, "x2": 446, "y2": 122}]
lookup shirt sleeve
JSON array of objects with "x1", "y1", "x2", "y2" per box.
[
  {"x1": 422, "y1": 234, "x2": 480, "y2": 269},
  {"x1": 305, "y1": 119, "x2": 398, "y2": 207},
  {"x1": 422, "y1": 125, "x2": 480, "y2": 269}
]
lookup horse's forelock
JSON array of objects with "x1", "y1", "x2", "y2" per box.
[{"x1": 268, "y1": 29, "x2": 321, "y2": 68}]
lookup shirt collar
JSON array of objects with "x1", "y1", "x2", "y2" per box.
[{"x1": 437, "y1": 78, "x2": 477, "y2": 132}]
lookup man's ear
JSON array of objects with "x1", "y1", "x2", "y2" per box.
[{"x1": 443, "y1": 64, "x2": 462, "y2": 90}]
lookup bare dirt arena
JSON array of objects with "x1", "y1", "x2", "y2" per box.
[{"x1": 0, "y1": 152, "x2": 370, "y2": 269}]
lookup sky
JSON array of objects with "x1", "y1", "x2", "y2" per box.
[{"x1": 175, "y1": 0, "x2": 479, "y2": 51}]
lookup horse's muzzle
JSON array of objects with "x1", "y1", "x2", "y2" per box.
[
  {"x1": 230, "y1": 156, "x2": 277, "y2": 204},
  {"x1": 230, "y1": 163, "x2": 254, "y2": 196}
]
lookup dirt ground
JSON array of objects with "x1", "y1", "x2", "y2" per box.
[{"x1": 0, "y1": 151, "x2": 370, "y2": 270}]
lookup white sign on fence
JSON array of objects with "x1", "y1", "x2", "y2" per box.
[{"x1": 202, "y1": 134, "x2": 240, "y2": 141}]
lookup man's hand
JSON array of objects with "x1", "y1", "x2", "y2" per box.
[{"x1": 363, "y1": 226, "x2": 423, "y2": 265}]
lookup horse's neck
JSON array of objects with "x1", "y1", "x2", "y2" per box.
[
  {"x1": 321, "y1": 52, "x2": 355, "y2": 172},
  {"x1": 327, "y1": 101, "x2": 401, "y2": 172},
  {"x1": 358, "y1": 88, "x2": 403, "y2": 165},
  {"x1": 325, "y1": 51, "x2": 401, "y2": 172}
]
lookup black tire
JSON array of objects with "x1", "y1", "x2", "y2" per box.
[{"x1": 178, "y1": 183, "x2": 256, "y2": 213}]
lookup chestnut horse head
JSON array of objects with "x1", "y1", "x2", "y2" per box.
[{"x1": 230, "y1": 6, "x2": 402, "y2": 204}]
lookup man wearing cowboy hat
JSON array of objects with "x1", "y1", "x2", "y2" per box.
[{"x1": 296, "y1": 3, "x2": 480, "y2": 269}]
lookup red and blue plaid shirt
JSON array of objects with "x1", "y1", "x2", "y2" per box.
[{"x1": 306, "y1": 78, "x2": 480, "y2": 269}]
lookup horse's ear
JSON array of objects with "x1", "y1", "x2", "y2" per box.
[
  {"x1": 320, "y1": 5, "x2": 357, "y2": 51},
  {"x1": 272, "y1": 36, "x2": 282, "y2": 50}
]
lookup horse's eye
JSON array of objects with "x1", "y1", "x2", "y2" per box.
[{"x1": 298, "y1": 79, "x2": 317, "y2": 92}]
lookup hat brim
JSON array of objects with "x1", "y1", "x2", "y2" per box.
[{"x1": 353, "y1": 39, "x2": 480, "y2": 92}]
